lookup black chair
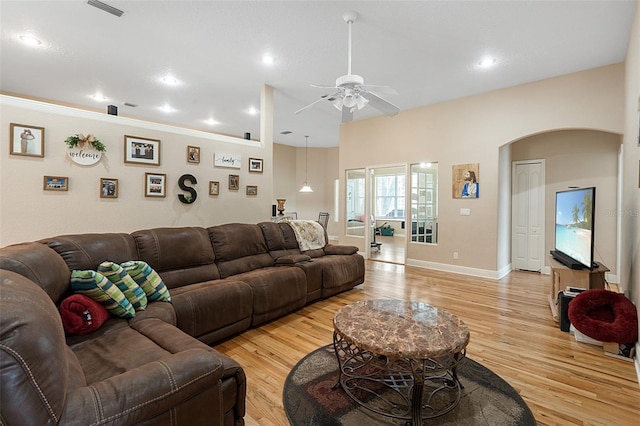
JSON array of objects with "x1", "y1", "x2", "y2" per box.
[{"x1": 318, "y1": 212, "x2": 329, "y2": 229}]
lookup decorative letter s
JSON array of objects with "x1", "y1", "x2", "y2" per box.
[{"x1": 178, "y1": 174, "x2": 197, "y2": 204}]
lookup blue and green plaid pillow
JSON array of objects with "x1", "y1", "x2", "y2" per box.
[
  {"x1": 98, "y1": 261, "x2": 148, "y2": 311},
  {"x1": 121, "y1": 260, "x2": 171, "y2": 303},
  {"x1": 70, "y1": 270, "x2": 135, "y2": 318}
]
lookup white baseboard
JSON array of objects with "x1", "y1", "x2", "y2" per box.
[{"x1": 405, "y1": 258, "x2": 508, "y2": 280}]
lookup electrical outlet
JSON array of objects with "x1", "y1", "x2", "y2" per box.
[{"x1": 453, "y1": 252, "x2": 459, "y2": 259}]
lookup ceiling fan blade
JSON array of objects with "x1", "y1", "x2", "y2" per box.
[
  {"x1": 311, "y1": 84, "x2": 339, "y2": 90},
  {"x1": 341, "y1": 106, "x2": 354, "y2": 123},
  {"x1": 295, "y1": 92, "x2": 341, "y2": 115},
  {"x1": 361, "y1": 92, "x2": 400, "y2": 117},
  {"x1": 359, "y1": 85, "x2": 398, "y2": 96}
]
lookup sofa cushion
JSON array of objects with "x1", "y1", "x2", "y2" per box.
[
  {"x1": 98, "y1": 261, "x2": 148, "y2": 310},
  {"x1": 70, "y1": 270, "x2": 135, "y2": 318},
  {"x1": 64, "y1": 318, "x2": 225, "y2": 424},
  {"x1": 0, "y1": 241, "x2": 71, "y2": 303},
  {"x1": 42, "y1": 233, "x2": 138, "y2": 271},
  {"x1": 1, "y1": 271, "x2": 86, "y2": 424},
  {"x1": 121, "y1": 260, "x2": 171, "y2": 303},
  {"x1": 169, "y1": 279, "x2": 253, "y2": 344},
  {"x1": 312, "y1": 255, "x2": 366, "y2": 297},
  {"x1": 229, "y1": 266, "x2": 307, "y2": 326},
  {"x1": 258, "y1": 221, "x2": 302, "y2": 260},
  {"x1": 132, "y1": 227, "x2": 220, "y2": 288},
  {"x1": 59, "y1": 294, "x2": 110, "y2": 335},
  {"x1": 208, "y1": 223, "x2": 274, "y2": 278}
]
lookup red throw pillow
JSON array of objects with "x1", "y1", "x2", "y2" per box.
[{"x1": 59, "y1": 294, "x2": 110, "y2": 335}]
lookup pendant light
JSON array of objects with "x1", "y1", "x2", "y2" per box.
[{"x1": 299, "y1": 135, "x2": 313, "y2": 193}]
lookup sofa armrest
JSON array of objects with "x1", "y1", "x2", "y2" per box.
[
  {"x1": 324, "y1": 244, "x2": 359, "y2": 255},
  {"x1": 60, "y1": 349, "x2": 223, "y2": 425},
  {"x1": 275, "y1": 254, "x2": 312, "y2": 265}
]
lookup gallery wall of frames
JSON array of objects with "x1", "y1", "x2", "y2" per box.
[{"x1": 1, "y1": 98, "x2": 273, "y2": 246}]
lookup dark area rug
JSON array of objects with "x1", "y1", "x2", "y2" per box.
[{"x1": 283, "y1": 345, "x2": 536, "y2": 425}]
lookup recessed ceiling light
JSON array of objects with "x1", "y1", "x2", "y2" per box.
[
  {"x1": 248, "y1": 107, "x2": 259, "y2": 115},
  {"x1": 478, "y1": 57, "x2": 497, "y2": 68},
  {"x1": 160, "y1": 104, "x2": 175, "y2": 113},
  {"x1": 19, "y1": 35, "x2": 42, "y2": 46},
  {"x1": 262, "y1": 54, "x2": 275, "y2": 65},
  {"x1": 91, "y1": 93, "x2": 108, "y2": 102},
  {"x1": 160, "y1": 75, "x2": 180, "y2": 86},
  {"x1": 204, "y1": 118, "x2": 219, "y2": 126}
]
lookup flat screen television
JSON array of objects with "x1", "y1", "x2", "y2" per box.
[{"x1": 551, "y1": 187, "x2": 596, "y2": 270}]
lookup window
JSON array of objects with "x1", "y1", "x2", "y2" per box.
[
  {"x1": 410, "y1": 162, "x2": 438, "y2": 243},
  {"x1": 375, "y1": 174, "x2": 405, "y2": 219}
]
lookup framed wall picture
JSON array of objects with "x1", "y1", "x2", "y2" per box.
[
  {"x1": 246, "y1": 185, "x2": 258, "y2": 195},
  {"x1": 125, "y1": 135, "x2": 161, "y2": 165},
  {"x1": 100, "y1": 178, "x2": 118, "y2": 198},
  {"x1": 228, "y1": 174, "x2": 239, "y2": 190},
  {"x1": 452, "y1": 163, "x2": 480, "y2": 199},
  {"x1": 43, "y1": 176, "x2": 68, "y2": 191},
  {"x1": 10, "y1": 123, "x2": 44, "y2": 157},
  {"x1": 209, "y1": 181, "x2": 220, "y2": 195},
  {"x1": 249, "y1": 158, "x2": 263, "y2": 173},
  {"x1": 187, "y1": 145, "x2": 200, "y2": 163},
  {"x1": 145, "y1": 172, "x2": 166, "y2": 197}
]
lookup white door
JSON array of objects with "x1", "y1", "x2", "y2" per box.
[{"x1": 512, "y1": 160, "x2": 545, "y2": 272}]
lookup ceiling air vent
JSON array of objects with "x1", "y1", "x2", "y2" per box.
[
  {"x1": 280, "y1": 131, "x2": 292, "y2": 135},
  {"x1": 123, "y1": 102, "x2": 138, "y2": 107},
  {"x1": 87, "y1": 0, "x2": 124, "y2": 17}
]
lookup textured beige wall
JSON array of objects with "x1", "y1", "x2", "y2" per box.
[
  {"x1": 339, "y1": 64, "x2": 625, "y2": 274},
  {"x1": 0, "y1": 97, "x2": 273, "y2": 246}
]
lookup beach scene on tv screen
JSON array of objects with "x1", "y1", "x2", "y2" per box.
[{"x1": 555, "y1": 188, "x2": 593, "y2": 266}]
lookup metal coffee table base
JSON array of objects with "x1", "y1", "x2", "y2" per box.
[{"x1": 333, "y1": 332, "x2": 466, "y2": 426}]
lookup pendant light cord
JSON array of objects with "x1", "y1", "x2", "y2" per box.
[{"x1": 305, "y1": 136, "x2": 309, "y2": 181}]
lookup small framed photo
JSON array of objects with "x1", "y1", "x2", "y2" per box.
[
  {"x1": 10, "y1": 123, "x2": 44, "y2": 157},
  {"x1": 229, "y1": 174, "x2": 239, "y2": 190},
  {"x1": 187, "y1": 146, "x2": 200, "y2": 163},
  {"x1": 145, "y1": 172, "x2": 166, "y2": 197},
  {"x1": 246, "y1": 185, "x2": 258, "y2": 196},
  {"x1": 249, "y1": 157, "x2": 263, "y2": 173},
  {"x1": 209, "y1": 181, "x2": 220, "y2": 195},
  {"x1": 100, "y1": 178, "x2": 118, "y2": 198},
  {"x1": 43, "y1": 176, "x2": 68, "y2": 191},
  {"x1": 125, "y1": 135, "x2": 161, "y2": 165}
]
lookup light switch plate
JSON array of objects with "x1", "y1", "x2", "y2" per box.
[{"x1": 460, "y1": 208, "x2": 471, "y2": 216}]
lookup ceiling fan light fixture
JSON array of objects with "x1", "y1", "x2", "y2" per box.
[
  {"x1": 342, "y1": 93, "x2": 357, "y2": 108},
  {"x1": 355, "y1": 95, "x2": 369, "y2": 110}
]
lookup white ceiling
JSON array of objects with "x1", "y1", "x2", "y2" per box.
[{"x1": 0, "y1": 0, "x2": 635, "y2": 148}]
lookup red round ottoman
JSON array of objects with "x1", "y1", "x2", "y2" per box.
[{"x1": 568, "y1": 289, "x2": 638, "y2": 343}]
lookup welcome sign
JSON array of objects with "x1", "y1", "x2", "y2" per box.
[{"x1": 67, "y1": 146, "x2": 102, "y2": 165}]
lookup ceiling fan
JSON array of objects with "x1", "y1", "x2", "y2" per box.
[{"x1": 295, "y1": 11, "x2": 400, "y2": 123}]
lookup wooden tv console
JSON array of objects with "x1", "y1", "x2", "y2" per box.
[{"x1": 547, "y1": 258, "x2": 609, "y2": 322}]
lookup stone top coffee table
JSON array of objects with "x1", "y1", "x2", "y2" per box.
[{"x1": 333, "y1": 299, "x2": 470, "y2": 425}]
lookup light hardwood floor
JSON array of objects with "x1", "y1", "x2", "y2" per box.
[{"x1": 216, "y1": 261, "x2": 640, "y2": 426}]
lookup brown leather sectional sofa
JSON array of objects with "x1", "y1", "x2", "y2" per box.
[{"x1": 0, "y1": 221, "x2": 365, "y2": 425}]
